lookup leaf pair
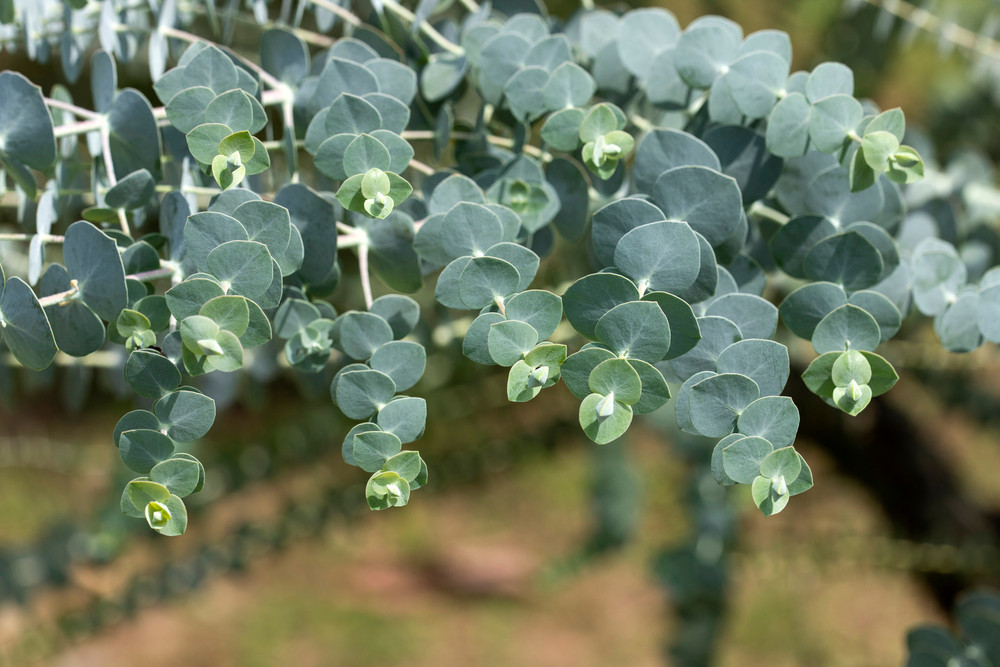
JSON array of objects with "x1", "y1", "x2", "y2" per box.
[
  {"x1": 849, "y1": 109, "x2": 923, "y2": 191},
  {"x1": 802, "y1": 349, "x2": 898, "y2": 416},
  {"x1": 337, "y1": 167, "x2": 411, "y2": 219}
]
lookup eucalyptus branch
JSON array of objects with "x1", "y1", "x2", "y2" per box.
[
  {"x1": 44, "y1": 97, "x2": 101, "y2": 120},
  {"x1": 337, "y1": 233, "x2": 366, "y2": 248},
  {"x1": 100, "y1": 121, "x2": 117, "y2": 188},
  {"x1": 51, "y1": 88, "x2": 285, "y2": 141},
  {"x1": 3, "y1": 350, "x2": 125, "y2": 368},
  {"x1": 381, "y1": 0, "x2": 465, "y2": 56},
  {"x1": 52, "y1": 117, "x2": 105, "y2": 139},
  {"x1": 96, "y1": 120, "x2": 133, "y2": 235},
  {"x1": 0, "y1": 233, "x2": 65, "y2": 243},
  {"x1": 629, "y1": 114, "x2": 653, "y2": 133},
  {"x1": 153, "y1": 184, "x2": 222, "y2": 196},
  {"x1": 407, "y1": 158, "x2": 435, "y2": 176},
  {"x1": 36, "y1": 265, "x2": 177, "y2": 308},
  {"x1": 357, "y1": 241, "x2": 374, "y2": 309},
  {"x1": 306, "y1": 0, "x2": 362, "y2": 27},
  {"x1": 292, "y1": 26, "x2": 335, "y2": 47},
  {"x1": 748, "y1": 201, "x2": 790, "y2": 225},
  {"x1": 0, "y1": 3, "x2": 989, "y2": 635},
  {"x1": 857, "y1": 0, "x2": 1000, "y2": 61}
]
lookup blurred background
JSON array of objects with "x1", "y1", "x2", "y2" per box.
[{"x1": 2, "y1": 0, "x2": 1000, "y2": 665}]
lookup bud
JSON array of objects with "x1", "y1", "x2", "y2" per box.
[
  {"x1": 145, "y1": 501, "x2": 171, "y2": 529},
  {"x1": 595, "y1": 392, "x2": 615, "y2": 418},
  {"x1": 528, "y1": 365, "x2": 549, "y2": 387},
  {"x1": 772, "y1": 475, "x2": 787, "y2": 497},
  {"x1": 848, "y1": 378, "x2": 862, "y2": 401},
  {"x1": 197, "y1": 338, "x2": 224, "y2": 356}
]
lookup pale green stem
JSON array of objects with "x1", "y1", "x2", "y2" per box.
[
  {"x1": 153, "y1": 184, "x2": 223, "y2": 196},
  {"x1": 337, "y1": 221, "x2": 372, "y2": 301},
  {"x1": 456, "y1": 0, "x2": 480, "y2": 12},
  {"x1": 630, "y1": 114, "x2": 653, "y2": 133},
  {"x1": 44, "y1": 97, "x2": 101, "y2": 120},
  {"x1": 97, "y1": 119, "x2": 132, "y2": 235},
  {"x1": 748, "y1": 201, "x2": 790, "y2": 225},
  {"x1": 408, "y1": 158, "x2": 435, "y2": 176},
  {"x1": 292, "y1": 26, "x2": 335, "y2": 47},
  {"x1": 53, "y1": 118, "x2": 105, "y2": 139},
  {"x1": 337, "y1": 233, "x2": 366, "y2": 248},
  {"x1": 685, "y1": 91, "x2": 709, "y2": 118},
  {"x1": 52, "y1": 88, "x2": 282, "y2": 140},
  {"x1": 307, "y1": 0, "x2": 362, "y2": 26},
  {"x1": 36, "y1": 265, "x2": 176, "y2": 308},
  {"x1": 381, "y1": 0, "x2": 465, "y2": 55},
  {"x1": 3, "y1": 350, "x2": 125, "y2": 368},
  {"x1": 358, "y1": 241, "x2": 373, "y2": 309},
  {"x1": 0, "y1": 233, "x2": 65, "y2": 243},
  {"x1": 100, "y1": 120, "x2": 116, "y2": 187},
  {"x1": 281, "y1": 96, "x2": 299, "y2": 183},
  {"x1": 858, "y1": 0, "x2": 1000, "y2": 60}
]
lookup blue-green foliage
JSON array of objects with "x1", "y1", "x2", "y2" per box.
[
  {"x1": 906, "y1": 590, "x2": 1000, "y2": 667},
  {"x1": 1, "y1": 0, "x2": 994, "y2": 533}
]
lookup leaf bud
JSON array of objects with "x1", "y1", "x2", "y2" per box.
[{"x1": 596, "y1": 392, "x2": 615, "y2": 418}]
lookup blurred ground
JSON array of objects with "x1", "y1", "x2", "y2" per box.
[{"x1": 20, "y1": 404, "x2": 943, "y2": 667}]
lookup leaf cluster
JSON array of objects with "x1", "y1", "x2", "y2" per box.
[{"x1": 1, "y1": 0, "x2": 994, "y2": 534}]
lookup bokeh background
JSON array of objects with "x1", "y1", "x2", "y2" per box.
[{"x1": 2, "y1": 0, "x2": 1000, "y2": 665}]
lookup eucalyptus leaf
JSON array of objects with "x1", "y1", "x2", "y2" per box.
[
  {"x1": 688, "y1": 372, "x2": 760, "y2": 438},
  {"x1": 124, "y1": 349, "x2": 181, "y2": 399},
  {"x1": 562, "y1": 273, "x2": 640, "y2": 340},
  {"x1": 579, "y1": 393, "x2": 633, "y2": 445},
  {"x1": 120, "y1": 429, "x2": 176, "y2": 474},
  {"x1": 722, "y1": 435, "x2": 773, "y2": 484},
  {"x1": 377, "y1": 396, "x2": 427, "y2": 444},
  {"x1": 737, "y1": 396, "x2": 799, "y2": 448},
  {"x1": 594, "y1": 300, "x2": 671, "y2": 363},
  {"x1": 369, "y1": 340, "x2": 426, "y2": 392},
  {"x1": 153, "y1": 389, "x2": 216, "y2": 442}
]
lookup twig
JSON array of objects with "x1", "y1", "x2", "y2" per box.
[
  {"x1": 307, "y1": 0, "x2": 362, "y2": 27},
  {"x1": 36, "y1": 265, "x2": 177, "y2": 308},
  {"x1": 748, "y1": 201, "x2": 790, "y2": 225},
  {"x1": 0, "y1": 233, "x2": 65, "y2": 243},
  {"x1": 358, "y1": 241, "x2": 374, "y2": 309},
  {"x1": 44, "y1": 97, "x2": 101, "y2": 120},
  {"x1": 407, "y1": 157, "x2": 435, "y2": 176},
  {"x1": 337, "y1": 232, "x2": 367, "y2": 248},
  {"x1": 381, "y1": 0, "x2": 465, "y2": 55},
  {"x1": 100, "y1": 121, "x2": 117, "y2": 188},
  {"x1": 292, "y1": 26, "x2": 335, "y2": 47},
  {"x1": 52, "y1": 118, "x2": 105, "y2": 139},
  {"x1": 858, "y1": 0, "x2": 1000, "y2": 61},
  {"x1": 153, "y1": 184, "x2": 222, "y2": 196}
]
